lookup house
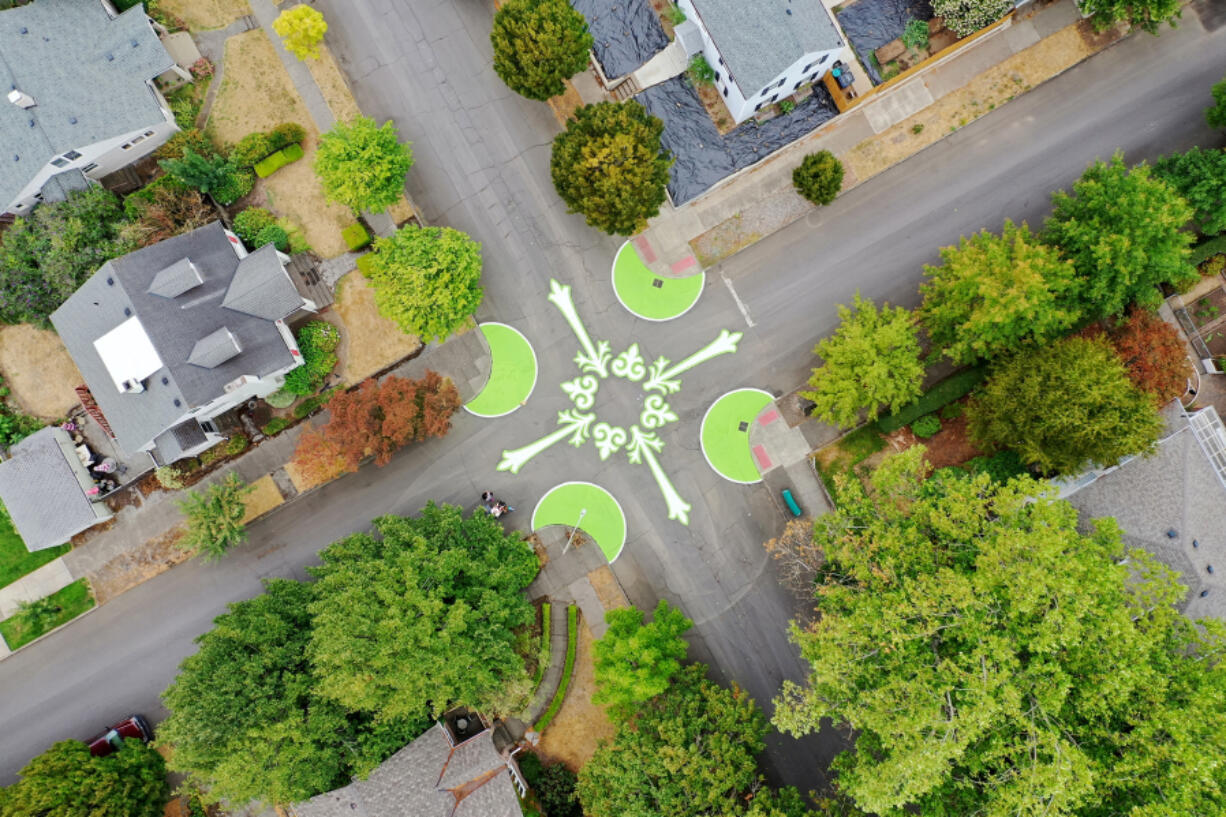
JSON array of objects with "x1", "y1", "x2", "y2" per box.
[
  {"x1": 675, "y1": 0, "x2": 842, "y2": 123},
  {"x1": 1059, "y1": 404, "x2": 1226, "y2": 621},
  {"x1": 51, "y1": 221, "x2": 315, "y2": 468},
  {"x1": 291, "y1": 711, "x2": 526, "y2": 817},
  {"x1": 0, "y1": 0, "x2": 179, "y2": 216},
  {"x1": 0, "y1": 427, "x2": 113, "y2": 551}
]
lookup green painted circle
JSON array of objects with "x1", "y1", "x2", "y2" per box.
[
  {"x1": 612, "y1": 241, "x2": 704, "y2": 322},
  {"x1": 531, "y1": 482, "x2": 626, "y2": 563},
  {"x1": 465, "y1": 323, "x2": 538, "y2": 418},
  {"x1": 701, "y1": 389, "x2": 773, "y2": 484}
]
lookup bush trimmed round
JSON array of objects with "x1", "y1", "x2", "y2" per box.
[
  {"x1": 911, "y1": 414, "x2": 941, "y2": 438},
  {"x1": 793, "y1": 150, "x2": 844, "y2": 206}
]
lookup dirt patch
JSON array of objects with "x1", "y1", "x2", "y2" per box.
[
  {"x1": 0, "y1": 324, "x2": 83, "y2": 420},
  {"x1": 206, "y1": 29, "x2": 351, "y2": 258},
  {"x1": 158, "y1": 0, "x2": 250, "y2": 30},
  {"x1": 536, "y1": 619, "x2": 617, "y2": 770},
  {"x1": 547, "y1": 80, "x2": 585, "y2": 126},
  {"x1": 241, "y1": 474, "x2": 286, "y2": 524},
  {"x1": 305, "y1": 45, "x2": 364, "y2": 125},
  {"x1": 387, "y1": 195, "x2": 418, "y2": 227},
  {"x1": 87, "y1": 526, "x2": 190, "y2": 605},
  {"x1": 587, "y1": 566, "x2": 629, "y2": 611},
  {"x1": 694, "y1": 81, "x2": 737, "y2": 134},
  {"x1": 334, "y1": 271, "x2": 423, "y2": 384},
  {"x1": 845, "y1": 25, "x2": 1095, "y2": 182},
  {"x1": 884, "y1": 405, "x2": 983, "y2": 470}
]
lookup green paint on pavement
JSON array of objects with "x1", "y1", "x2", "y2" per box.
[
  {"x1": 465, "y1": 323, "x2": 538, "y2": 417},
  {"x1": 612, "y1": 241, "x2": 704, "y2": 321},
  {"x1": 701, "y1": 389, "x2": 773, "y2": 484},
  {"x1": 532, "y1": 482, "x2": 627, "y2": 563}
]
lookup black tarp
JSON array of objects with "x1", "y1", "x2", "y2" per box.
[
  {"x1": 637, "y1": 77, "x2": 839, "y2": 205},
  {"x1": 835, "y1": 0, "x2": 933, "y2": 84},
  {"x1": 571, "y1": 0, "x2": 669, "y2": 80}
]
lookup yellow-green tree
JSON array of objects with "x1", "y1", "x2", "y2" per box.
[
  {"x1": 314, "y1": 117, "x2": 414, "y2": 213},
  {"x1": 273, "y1": 5, "x2": 327, "y2": 61},
  {"x1": 491, "y1": 0, "x2": 593, "y2": 101}
]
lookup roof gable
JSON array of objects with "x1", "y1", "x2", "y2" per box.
[
  {"x1": 221, "y1": 244, "x2": 304, "y2": 321},
  {"x1": 148, "y1": 257, "x2": 204, "y2": 299}
]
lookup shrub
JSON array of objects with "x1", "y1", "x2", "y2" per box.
[
  {"x1": 966, "y1": 450, "x2": 1027, "y2": 483},
  {"x1": 268, "y1": 122, "x2": 307, "y2": 151},
  {"x1": 254, "y1": 146, "x2": 303, "y2": 179},
  {"x1": 120, "y1": 181, "x2": 213, "y2": 248},
  {"x1": 779, "y1": 99, "x2": 796, "y2": 114},
  {"x1": 166, "y1": 83, "x2": 204, "y2": 130},
  {"x1": 931, "y1": 0, "x2": 1012, "y2": 37},
  {"x1": 1202, "y1": 255, "x2": 1226, "y2": 277},
  {"x1": 189, "y1": 57, "x2": 214, "y2": 79},
  {"x1": 262, "y1": 417, "x2": 291, "y2": 436},
  {"x1": 666, "y1": 4, "x2": 686, "y2": 24},
  {"x1": 154, "y1": 128, "x2": 211, "y2": 162},
  {"x1": 876, "y1": 366, "x2": 988, "y2": 432},
  {"x1": 939, "y1": 401, "x2": 964, "y2": 420},
  {"x1": 902, "y1": 18, "x2": 930, "y2": 52},
  {"x1": 535, "y1": 606, "x2": 578, "y2": 732},
  {"x1": 226, "y1": 435, "x2": 249, "y2": 456},
  {"x1": 199, "y1": 443, "x2": 226, "y2": 466},
  {"x1": 793, "y1": 150, "x2": 844, "y2": 206},
  {"x1": 536, "y1": 763, "x2": 581, "y2": 817},
  {"x1": 1191, "y1": 235, "x2": 1226, "y2": 265},
  {"x1": 211, "y1": 167, "x2": 254, "y2": 206},
  {"x1": 230, "y1": 132, "x2": 275, "y2": 167},
  {"x1": 264, "y1": 389, "x2": 297, "y2": 409},
  {"x1": 292, "y1": 392, "x2": 329, "y2": 419},
  {"x1": 342, "y1": 222, "x2": 371, "y2": 251},
  {"x1": 156, "y1": 465, "x2": 185, "y2": 490},
  {"x1": 177, "y1": 473, "x2": 254, "y2": 562},
  {"x1": 283, "y1": 321, "x2": 340, "y2": 396},
  {"x1": 232, "y1": 207, "x2": 277, "y2": 246},
  {"x1": 688, "y1": 54, "x2": 715, "y2": 86},
  {"x1": 911, "y1": 414, "x2": 941, "y2": 438},
  {"x1": 519, "y1": 752, "x2": 545, "y2": 788},
  {"x1": 273, "y1": 4, "x2": 327, "y2": 61},
  {"x1": 254, "y1": 224, "x2": 290, "y2": 252}
]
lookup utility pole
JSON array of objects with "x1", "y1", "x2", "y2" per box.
[{"x1": 563, "y1": 508, "x2": 587, "y2": 555}]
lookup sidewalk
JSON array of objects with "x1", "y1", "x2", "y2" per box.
[
  {"x1": 635, "y1": 0, "x2": 1108, "y2": 274},
  {"x1": 747, "y1": 398, "x2": 834, "y2": 521}
]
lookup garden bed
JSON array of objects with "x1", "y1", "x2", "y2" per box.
[
  {"x1": 1190, "y1": 289, "x2": 1226, "y2": 329},
  {"x1": 536, "y1": 617, "x2": 615, "y2": 769},
  {"x1": 836, "y1": 0, "x2": 934, "y2": 84}
]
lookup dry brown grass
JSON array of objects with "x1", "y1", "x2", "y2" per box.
[
  {"x1": 547, "y1": 80, "x2": 585, "y2": 126},
  {"x1": 206, "y1": 30, "x2": 351, "y2": 258},
  {"x1": 387, "y1": 195, "x2": 417, "y2": 227},
  {"x1": 845, "y1": 26, "x2": 1095, "y2": 181},
  {"x1": 158, "y1": 0, "x2": 250, "y2": 31},
  {"x1": 334, "y1": 271, "x2": 422, "y2": 385},
  {"x1": 241, "y1": 474, "x2": 286, "y2": 524},
  {"x1": 536, "y1": 620, "x2": 617, "y2": 770},
  {"x1": 87, "y1": 527, "x2": 190, "y2": 605},
  {"x1": 587, "y1": 566, "x2": 629, "y2": 611},
  {"x1": 306, "y1": 46, "x2": 363, "y2": 124},
  {"x1": 0, "y1": 324, "x2": 84, "y2": 420}
]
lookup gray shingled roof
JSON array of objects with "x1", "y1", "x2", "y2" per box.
[
  {"x1": 0, "y1": 428, "x2": 110, "y2": 551},
  {"x1": 188, "y1": 327, "x2": 242, "y2": 368},
  {"x1": 51, "y1": 222, "x2": 303, "y2": 456},
  {"x1": 148, "y1": 258, "x2": 203, "y2": 299},
  {"x1": 150, "y1": 419, "x2": 207, "y2": 466},
  {"x1": 222, "y1": 244, "x2": 304, "y2": 321},
  {"x1": 690, "y1": 0, "x2": 841, "y2": 97},
  {"x1": 0, "y1": 0, "x2": 174, "y2": 208}
]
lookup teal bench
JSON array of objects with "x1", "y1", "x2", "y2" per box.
[{"x1": 781, "y1": 488, "x2": 802, "y2": 517}]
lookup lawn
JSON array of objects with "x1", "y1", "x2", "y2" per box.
[
  {"x1": 0, "y1": 324, "x2": 83, "y2": 421},
  {"x1": 465, "y1": 323, "x2": 538, "y2": 418},
  {"x1": 0, "y1": 578, "x2": 94, "y2": 650},
  {"x1": 612, "y1": 241, "x2": 704, "y2": 321},
  {"x1": 531, "y1": 482, "x2": 626, "y2": 563},
  {"x1": 0, "y1": 506, "x2": 67, "y2": 590},
  {"x1": 334, "y1": 271, "x2": 422, "y2": 384},
  {"x1": 700, "y1": 389, "x2": 773, "y2": 483}
]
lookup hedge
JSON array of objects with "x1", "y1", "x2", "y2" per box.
[
  {"x1": 254, "y1": 143, "x2": 305, "y2": 179},
  {"x1": 1191, "y1": 234, "x2": 1226, "y2": 266},
  {"x1": 530, "y1": 602, "x2": 552, "y2": 693},
  {"x1": 342, "y1": 222, "x2": 372, "y2": 251},
  {"x1": 355, "y1": 252, "x2": 376, "y2": 276},
  {"x1": 876, "y1": 366, "x2": 987, "y2": 433},
  {"x1": 534, "y1": 605, "x2": 578, "y2": 733},
  {"x1": 262, "y1": 417, "x2": 290, "y2": 436}
]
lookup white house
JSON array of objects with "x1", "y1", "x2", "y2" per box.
[
  {"x1": 0, "y1": 0, "x2": 179, "y2": 216},
  {"x1": 676, "y1": 0, "x2": 843, "y2": 123},
  {"x1": 52, "y1": 222, "x2": 317, "y2": 467}
]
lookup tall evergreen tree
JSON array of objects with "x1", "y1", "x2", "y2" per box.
[{"x1": 491, "y1": 0, "x2": 593, "y2": 101}]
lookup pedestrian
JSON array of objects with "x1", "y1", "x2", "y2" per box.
[{"x1": 481, "y1": 490, "x2": 494, "y2": 509}]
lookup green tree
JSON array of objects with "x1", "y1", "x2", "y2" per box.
[
  {"x1": 930, "y1": 0, "x2": 1012, "y2": 37},
  {"x1": 0, "y1": 739, "x2": 167, "y2": 817},
  {"x1": 1077, "y1": 0, "x2": 1181, "y2": 34},
  {"x1": 792, "y1": 150, "x2": 844, "y2": 206},
  {"x1": 920, "y1": 220, "x2": 1081, "y2": 363},
  {"x1": 491, "y1": 0, "x2": 593, "y2": 101},
  {"x1": 774, "y1": 448, "x2": 1226, "y2": 817},
  {"x1": 177, "y1": 473, "x2": 254, "y2": 562},
  {"x1": 801, "y1": 293, "x2": 924, "y2": 428},
  {"x1": 362, "y1": 225, "x2": 483, "y2": 341},
  {"x1": 1043, "y1": 153, "x2": 1195, "y2": 317},
  {"x1": 1208, "y1": 76, "x2": 1226, "y2": 129},
  {"x1": 158, "y1": 148, "x2": 252, "y2": 205},
  {"x1": 592, "y1": 600, "x2": 692, "y2": 719},
  {"x1": 314, "y1": 117, "x2": 414, "y2": 213},
  {"x1": 0, "y1": 186, "x2": 131, "y2": 325},
  {"x1": 550, "y1": 101, "x2": 673, "y2": 235},
  {"x1": 272, "y1": 4, "x2": 327, "y2": 61},
  {"x1": 968, "y1": 335, "x2": 1162, "y2": 474},
  {"x1": 307, "y1": 504, "x2": 539, "y2": 722},
  {"x1": 1152, "y1": 146, "x2": 1226, "y2": 236},
  {"x1": 159, "y1": 579, "x2": 423, "y2": 806}
]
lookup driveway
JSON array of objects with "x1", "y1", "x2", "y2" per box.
[{"x1": 0, "y1": 0, "x2": 1224, "y2": 796}]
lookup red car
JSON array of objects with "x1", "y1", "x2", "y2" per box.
[{"x1": 86, "y1": 715, "x2": 153, "y2": 757}]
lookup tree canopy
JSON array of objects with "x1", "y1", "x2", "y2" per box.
[
  {"x1": 1043, "y1": 153, "x2": 1195, "y2": 317},
  {"x1": 968, "y1": 335, "x2": 1162, "y2": 474},
  {"x1": 1209, "y1": 76, "x2": 1226, "y2": 129},
  {"x1": 307, "y1": 503, "x2": 539, "y2": 722},
  {"x1": 920, "y1": 220, "x2": 1081, "y2": 363},
  {"x1": 592, "y1": 600, "x2": 692, "y2": 720},
  {"x1": 362, "y1": 225, "x2": 482, "y2": 340},
  {"x1": 1104, "y1": 307, "x2": 1192, "y2": 404},
  {"x1": 930, "y1": 0, "x2": 1012, "y2": 37},
  {"x1": 314, "y1": 117, "x2": 413, "y2": 213},
  {"x1": 801, "y1": 293, "x2": 924, "y2": 428},
  {"x1": 491, "y1": 0, "x2": 593, "y2": 101},
  {"x1": 0, "y1": 739, "x2": 167, "y2": 817},
  {"x1": 1152, "y1": 146, "x2": 1226, "y2": 236},
  {"x1": 0, "y1": 186, "x2": 131, "y2": 325},
  {"x1": 177, "y1": 472, "x2": 254, "y2": 562},
  {"x1": 792, "y1": 151, "x2": 844, "y2": 206},
  {"x1": 774, "y1": 447, "x2": 1226, "y2": 817},
  {"x1": 550, "y1": 101, "x2": 673, "y2": 235},
  {"x1": 1077, "y1": 0, "x2": 1181, "y2": 34},
  {"x1": 273, "y1": 4, "x2": 328, "y2": 60}
]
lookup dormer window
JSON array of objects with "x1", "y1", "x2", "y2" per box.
[
  {"x1": 64, "y1": 150, "x2": 81, "y2": 160},
  {"x1": 50, "y1": 158, "x2": 68, "y2": 168}
]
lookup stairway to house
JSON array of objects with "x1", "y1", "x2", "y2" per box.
[
  {"x1": 610, "y1": 75, "x2": 642, "y2": 102},
  {"x1": 287, "y1": 253, "x2": 334, "y2": 310},
  {"x1": 238, "y1": 14, "x2": 258, "y2": 31}
]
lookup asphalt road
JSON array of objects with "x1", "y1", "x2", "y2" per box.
[{"x1": 1, "y1": 0, "x2": 1224, "y2": 796}]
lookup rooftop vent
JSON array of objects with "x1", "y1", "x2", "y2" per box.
[
  {"x1": 18, "y1": 26, "x2": 27, "y2": 34},
  {"x1": 119, "y1": 378, "x2": 145, "y2": 394},
  {"x1": 7, "y1": 89, "x2": 35, "y2": 109}
]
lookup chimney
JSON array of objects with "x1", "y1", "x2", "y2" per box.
[{"x1": 7, "y1": 89, "x2": 35, "y2": 109}]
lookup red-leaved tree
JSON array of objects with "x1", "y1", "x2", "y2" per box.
[
  {"x1": 292, "y1": 371, "x2": 460, "y2": 484},
  {"x1": 1107, "y1": 307, "x2": 1191, "y2": 404}
]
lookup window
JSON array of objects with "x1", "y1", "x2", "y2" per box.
[
  {"x1": 722, "y1": 86, "x2": 728, "y2": 97},
  {"x1": 121, "y1": 142, "x2": 132, "y2": 150},
  {"x1": 143, "y1": 130, "x2": 154, "y2": 137},
  {"x1": 818, "y1": 54, "x2": 829, "y2": 66},
  {"x1": 50, "y1": 157, "x2": 69, "y2": 168},
  {"x1": 754, "y1": 102, "x2": 764, "y2": 112},
  {"x1": 63, "y1": 149, "x2": 81, "y2": 160},
  {"x1": 714, "y1": 71, "x2": 721, "y2": 82},
  {"x1": 803, "y1": 62, "x2": 815, "y2": 72},
  {"x1": 718, "y1": 56, "x2": 724, "y2": 65},
  {"x1": 808, "y1": 72, "x2": 820, "y2": 82},
  {"x1": 770, "y1": 94, "x2": 778, "y2": 102},
  {"x1": 794, "y1": 81, "x2": 802, "y2": 90},
  {"x1": 82, "y1": 162, "x2": 98, "y2": 173},
  {"x1": 777, "y1": 78, "x2": 786, "y2": 88}
]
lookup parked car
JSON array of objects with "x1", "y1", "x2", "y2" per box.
[{"x1": 86, "y1": 715, "x2": 153, "y2": 757}]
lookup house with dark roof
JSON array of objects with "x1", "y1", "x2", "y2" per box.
[
  {"x1": 676, "y1": 0, "x2": 842, "y2": 123},
  {"x1": 292, "y1": 712, "x2": 526, "y2": 817},
  {"x1": 51, "y1": 221, "x2": 314, "y2": 467},
  {"x1": 0, "y1": 0, "x2": 178, "y2": 216},
  {"x1": 0, "y1": 427, "x2": 113, "y2": 551}
]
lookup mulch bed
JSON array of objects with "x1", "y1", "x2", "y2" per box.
[{"x1": 885, "y1": 404, "x2": 983, "y2": 470}]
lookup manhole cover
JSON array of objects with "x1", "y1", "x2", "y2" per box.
[
  {"x1": 652, "y1": 278, "x2": 664, "y2": 288},
  {"x1": 738, "y1": 421, "x2": 749, "y2": 432}
]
